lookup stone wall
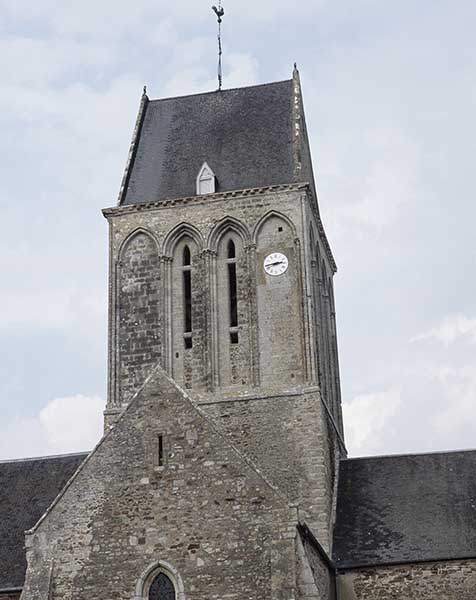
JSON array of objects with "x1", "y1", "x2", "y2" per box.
[
  {"x1": 104, "y1": 185, "x2": 339, "y2": 408},
  {"x1": 203, "y1": 388, "x2": 341, "y2": 551},
  {"x1": 102, "y1": 184, "x2": 344, "y2": 555},
  {"x1": 338, "y1": 560, "x2": 476, "y2": 600},
  {"x1": 0, "y1": 593, "x2": 21, "y2": 600},
  {"x1": 117, "y1": 231, "x2": 162, "y2": 405},
  {"x1": 296, "y1": 527, "x2": 335, "y2": 600},
  {"x1": 22, "y1": 367, "x2": 298, "y2": 600}
]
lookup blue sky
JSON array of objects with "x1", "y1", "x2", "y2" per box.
[{"x1": 0, "y1": 0, "x2": 475, "y2": 459}]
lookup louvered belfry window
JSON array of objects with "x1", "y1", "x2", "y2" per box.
[{"x1": 148, "y1": 573, "x2": 176, "y2": 600}]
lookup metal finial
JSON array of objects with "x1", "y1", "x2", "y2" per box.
[
  {"x1": 143, "y1": 85, "x2": 147, "y2": 96},
  {"x1": 212, "y1": 2, "x2": 225, "y2": 90}
]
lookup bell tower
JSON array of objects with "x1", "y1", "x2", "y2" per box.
[{"x1": 103, "y1": 66, "x2": 345, "y2": 549}]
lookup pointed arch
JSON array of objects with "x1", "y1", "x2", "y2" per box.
[
  {"x1": 207, "y1": 216, "x2": 250, "y2": 252},
  {"x1": 252, "y1": 210, "x2": 297, "y2": 244},
  {"x1": 118, "y1": 227, "x2": 160, "y2": 261},
  {"x1": 163, "y1": 222, "x2": 204, "y2": 257},
  {"x1": 135, "y1": 560, "x2": 185, "y2": 600},
  {"x1": 116, "y1": 227, "x2": 162, "y2": 405}
]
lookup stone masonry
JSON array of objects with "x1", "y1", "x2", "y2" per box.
[
  {"x1": 102, "y1": 184, "x2": 344, "y2": 546},
  {"x1": 337, "y1": 560, "x2": 476, "y2": 600},
  {"x1": 22, "y1": 366, "x2": 300, "y2": 600}
]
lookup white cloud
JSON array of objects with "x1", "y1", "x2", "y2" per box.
[
  {"x1": 430, "y1": 366, "x2": 476, "y2": 439},
  {"x1": 0, "y1": 395, "x2": 103, "y2": 460},
  {"x1": 343, "y1": 388, "x2": 402, "y2": 456},
  {"x1": 39, "y1": 395, "x2": 104, "y2": 454},
  {"x1": 410, "y1": 315, "x2": 476, "y2": 345}
]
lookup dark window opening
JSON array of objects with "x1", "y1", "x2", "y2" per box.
[
  {"x1": 228, "y1": 262, "x2": 238, "y2": 328},
  {"x1": 278, "y1": 226, "x2": 283, "y2": 232},
  {"x1": 184, "y1": 335, "x2": 193, "y2": 349},
  {"x1": 183, "y1": 245, "x2": 191, "y2": 266},
  {"x1": 227, "y1": 239, "x2": 236, "y2": 259},
  {"x1": 183, "y1": 244, "x2": 192, "y2": 340},
  {"x1": 158, "y1": 435, "x2": 164, "y2": 467},
  {"x1": 230, "y1": 331, "x2": 239, "y2": 344},
  {"x1": 149, "y1": 572, "x2": 175, "y2": 600},
  {"x1": 183, "y1": 269, "x2": 192, "y2": 332}
]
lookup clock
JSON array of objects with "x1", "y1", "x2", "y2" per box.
[{"x1": 263, "y1": 252, "x2": 289, "y2": 276}]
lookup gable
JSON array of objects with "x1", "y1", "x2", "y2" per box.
[{"x1": 23, "y1": 366, "x2": 295, "y2": 600}]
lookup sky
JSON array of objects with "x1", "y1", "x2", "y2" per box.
[{"x1": 0, "y1": 0, "x2": 475, "y2": 460}]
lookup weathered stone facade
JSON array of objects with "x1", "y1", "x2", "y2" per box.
[
  {"x1": 22, "y1": 367, "x2": 299, "y2": 600},
  {"x1": 20, "y1": 75, "x2": 345, "y2": 600},
  {"x1": 102, "y1": 184, "x2": 344, "y2": 545},
  {"x1": 337, "y1": 560, "x2": 476, "y2": 599},
  {"x1": 104, "y1": 185, "x2": 342, "y2": 422},
  {"x1": 296, "y1": 526, "x2": 335, "y2": 600},
  {"x1": 204, "y1": 389, "x2": 341, "y2": 550}
]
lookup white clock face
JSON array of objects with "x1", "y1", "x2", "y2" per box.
[{"x1": 263, "y1": 252, "x2": 289, "y2": 276}]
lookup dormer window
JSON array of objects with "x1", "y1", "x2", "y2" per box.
[{"x1": 196, "y1": 162, "x2": 216, "y2": 195}]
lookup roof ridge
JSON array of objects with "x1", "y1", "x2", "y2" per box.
[
  {"x1": 0, "y1": 451, "x2": 89, "y2": 465},
  {"x1": 342, "y1": 447, "x2": 476, "y2": 462},
  {"x1": 147, "y1": 78, "x2": 292, "y2": 104}
]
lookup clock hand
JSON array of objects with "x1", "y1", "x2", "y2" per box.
[{"x1": 267, "y1": 260, "x2": 284, "y2": 267}]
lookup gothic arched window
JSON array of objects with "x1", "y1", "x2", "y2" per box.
[
  {"x1": 148, "y1": 573, "x2": 176, "y2": 600},
  {"x1": 183, "y1": 245, "x2": 193, "y2": 348},
  {"x1": 226, "y1": 238, "x2": 239, "y2": 344}
]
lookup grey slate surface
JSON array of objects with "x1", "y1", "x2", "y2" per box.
[
  {"x1": 122, "y1": 80, "x2": 296, "y2": 205},
  {"x1": 332, "y1": 450, "x2": 476, "y2": 568},
  {"x1": 0, "y1": 453, "x2": 87, "y2": 590}
]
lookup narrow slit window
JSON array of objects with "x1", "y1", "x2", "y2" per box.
[
  {"x1": 183, "y1": 245, "x2": 191, "y2": 266},
  {"x1": 182, "y1": 245, "x2": 192, "y2": 345},
  {"x1": 226, "y1": 239, "x2": 238, "y2": 343},
  {"x1": 228, "y1": 262, "x2": 238, "y2": 328},
  {"x1": 158, "y1": 434, "x2": 164, "y2": 467}
]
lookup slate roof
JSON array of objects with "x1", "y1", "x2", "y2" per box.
[
  {"x1": 120, "y1": 79, "x2": 299, "y2": 205},
  {"x1": 0, "y1": 453, "x2": 87, "y2": 591},
  {"x1": 332, "y1": 450, "x2": 476, "y2": 569}
]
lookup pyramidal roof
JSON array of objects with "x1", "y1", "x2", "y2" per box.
[{"x1": 119, "y1": 68, "x2": 315, "y2": 205}]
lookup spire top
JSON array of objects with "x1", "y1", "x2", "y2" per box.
[{"x1": 212, "y1": 2, "x2": 225, "y2": 90}]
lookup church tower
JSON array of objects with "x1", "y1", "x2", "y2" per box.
[
  {"x1": 13, "y1": 64, "x2": 476, "y2": 600},
  {"x1": 20, "y1": 68, "x2": 345, "y2": 600},
  {"x1": 103, "y1": 66, "x2": 345, "y2": 548}
]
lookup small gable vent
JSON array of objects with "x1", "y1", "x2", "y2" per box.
[{"x1": 196, "y1": 162, "x2": 216, "y2": 195}]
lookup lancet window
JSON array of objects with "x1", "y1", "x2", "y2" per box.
[
  {"x1": 183, "y1": 245, "x2": 193, "y2": 348},
  {"x1": 148, "y1": 573, "x2": 176, "y2": 600},
  {"x1": 226, "y1": 239, "x2": 239, "y2": 344}
]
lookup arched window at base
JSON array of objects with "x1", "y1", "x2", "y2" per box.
[
  {"x1": 149, "y1": 573, "x2": 175, "y2": 600},
  {"x1": 135, "y1": 561, "x2": 185, "y2": 600}
]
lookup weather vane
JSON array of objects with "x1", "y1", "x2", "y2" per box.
[{"x1": 212, "y1": 2, "x2": 225, "y2": 90}]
